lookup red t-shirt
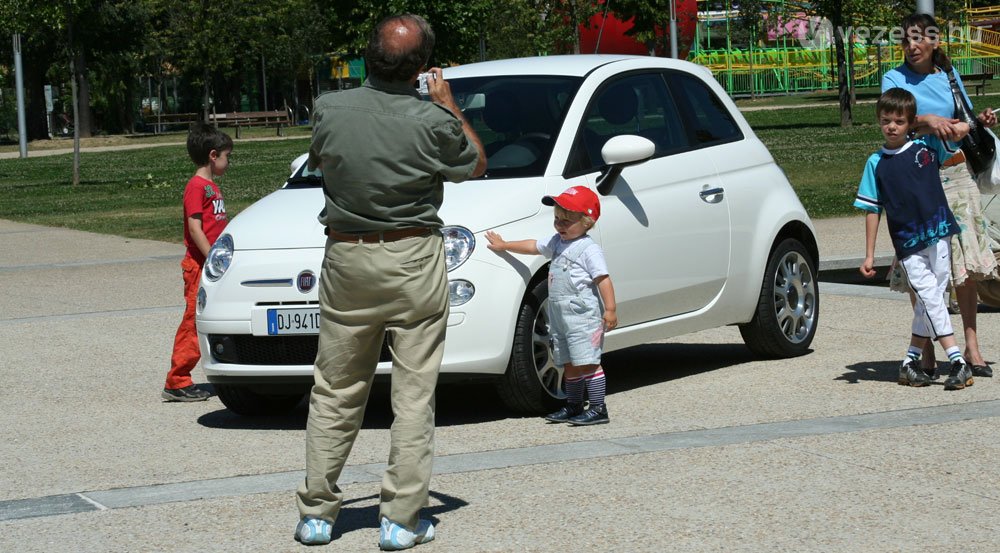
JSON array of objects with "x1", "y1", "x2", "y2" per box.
[{"x1": 182, "y1": 175, "x2": 228, "y2": 264}]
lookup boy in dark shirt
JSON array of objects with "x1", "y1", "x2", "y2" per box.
[{"x1": 854, "y1": 87, "x2": 972, "y2": 390}]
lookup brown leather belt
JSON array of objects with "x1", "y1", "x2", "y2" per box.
[
  {"x1": 325, "y1": 226, "x2": 432, "y2": 243},
  {"x1": 942, "y1": 149, "x2": 966, "y2": 168}
]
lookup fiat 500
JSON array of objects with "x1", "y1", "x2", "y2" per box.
[{"x1": 196, "y1": 54, "x2": 819, "y2": 416}]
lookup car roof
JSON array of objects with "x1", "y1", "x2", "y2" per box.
[{"x1": 442, "y1": 54, "x2": 691, "y2": 79}]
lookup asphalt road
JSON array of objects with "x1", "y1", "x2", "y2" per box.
[{"x1": 2, "y1": 217, "x2": 999, "y2": 552}]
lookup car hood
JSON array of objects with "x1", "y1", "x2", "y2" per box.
[{"x1": 228, "y1": 178, "x2": 544, "y2": 250}]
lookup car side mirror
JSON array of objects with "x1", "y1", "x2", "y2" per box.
[{"x1": 596, "y1": 135, "x2": 655, "y2": 196}]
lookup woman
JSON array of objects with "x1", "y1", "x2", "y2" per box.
[{"x1": 882, "y1": 13, "x2": 998, "y2": 378}]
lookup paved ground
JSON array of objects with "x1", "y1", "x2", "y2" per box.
[{"x1": 1, "y1": 216, "x2": 1000, "y2": 552}]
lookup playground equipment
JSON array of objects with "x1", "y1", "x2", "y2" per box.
[{"x1": 688, "y1": 1, "x2": 999, "y2": 96}]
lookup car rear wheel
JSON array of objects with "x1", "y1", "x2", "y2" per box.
[
  {"x1": 215, "y1": 384, "x2": 305, "y2": 416},
  {"x1": 495, "y1": 280, "x2": 564, "y2": 414},
  {"x1": 739, "y1": 238, "x2": 818, "y2": 358}
]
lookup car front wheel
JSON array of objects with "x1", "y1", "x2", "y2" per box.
[
  {"x1": 739, "y1": 238, "x2": 818, "y2": 358},
  {"x1": 215, "y1": 384, "x2": 305, "y2": 416},
  {"x1": 495, "y1": 280, "x2": 564, "y2": 414}
]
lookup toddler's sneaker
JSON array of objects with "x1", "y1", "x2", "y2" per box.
[
  {"x1": 161, "y1": 385, "x2": 210, "y2": 402},
  {"x1": 944, "y1": 360, "x2": 974, "y2": 391},
  {"x1": 379, "y1": 517, "x2": 435, "y2": 550},
  {"x1": 971, "y1": 364, "x2": 993, "y2": 378},
  {"x1": 294, "y1": 517, "x2": 333, "y2": 545},
  {"x1": 543, "y1": 403, "x2": 584, "y2": 422},
  {"x1": 898, "y1": 360, "x2": 931, "y2": 387},
  {"x1": 568, "y1": 403, "x2": 609, "y2": 426}
]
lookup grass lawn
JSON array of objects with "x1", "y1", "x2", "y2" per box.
[{"x1": 0, "y1": 100, "x2": 943, "y2": 243}]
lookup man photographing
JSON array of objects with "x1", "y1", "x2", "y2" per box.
[{"x1": 294, "y1": 13, "x2": 485, "y2": 550}]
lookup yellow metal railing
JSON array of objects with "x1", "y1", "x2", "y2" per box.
[{"x1": 972, "y1": 28, "x2": 1000, "y2": 56}]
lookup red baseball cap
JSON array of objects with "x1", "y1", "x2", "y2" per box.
[{"x1": 541, "y1": 185, "x2": 601, "y2": 221}]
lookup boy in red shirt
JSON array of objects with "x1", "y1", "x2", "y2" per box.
[{"x1": 162, "y1": 123, "x2": 233, "y2": 401}]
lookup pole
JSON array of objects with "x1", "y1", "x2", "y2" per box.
[
  {"x1": 261, "y1": 52, "x2": 268, "y2": 111},
  {"x1": 670, "y1": 0, "x2": 679, "y2": 59},
  {"x1": 13, "y1": 34, "x2": 28, "y2": 158}
]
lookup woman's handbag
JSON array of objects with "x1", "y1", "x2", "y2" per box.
[
  {"x1": 974, "y1": 127, "x2": 1000, "y2": 194},
  {"x1": 948, "y1": 69, "x2": 996, "y2": 180}
]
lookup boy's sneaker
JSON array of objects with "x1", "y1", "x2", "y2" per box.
[
  {"x1": 543, "y1": 403, "x2": 584, "y2": 422},
  {"x1": 898, "y1": 360, "x2": 931, "y2": 387},
  {"x1": 944, "y1": 360, "x2": 974, "y2": 391},
  {"x1": 568, "y1": 404, "x2": 609, "y2": 426},
  {"x1": 161, "y1": 385, "x2": 210, "y2": 402},
  {"x1": 379, "y1": 517, "x2": 435, "y2": 551},
  {"x1": 922, "y1": 364, "x2": 938, "y2": 381},
  {"x1": 294, "y1": 517, "x2": 333, "y2": 545}
]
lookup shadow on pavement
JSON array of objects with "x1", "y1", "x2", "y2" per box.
[
  {"x1": 323, "y1": 490, "x2": 469, "y2": 541},
  {"x1": 838, "y1": 360, "x2": 900, "y2": 384},
  {"x1": 604, "y1": 342, "x2": 758, "y2": 394},
  {"x1": 197, "y1": 342, "x2": 764, "y2": 430},
  {"x1": 196, "y1": 381, "x2": 512, "y2": 430}
]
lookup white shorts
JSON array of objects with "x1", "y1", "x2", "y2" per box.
[{"x1": 901, "y1": 240, "x2": 954, "y2": 340}]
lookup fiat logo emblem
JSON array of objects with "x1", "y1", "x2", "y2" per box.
[{"x1": 296, "y1": 270, "x2": 316, "y2": 293}]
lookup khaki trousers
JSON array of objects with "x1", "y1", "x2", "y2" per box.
[{"x1": 296, "y1": 232, "x2": 448, "y2": 531}]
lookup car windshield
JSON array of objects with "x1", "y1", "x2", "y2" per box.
[
  {"x1": 450, "y1": 75, "x2": 581, "y2": 178},
  {"x1": 285, "y1": 75, "x2": 581, "y2": 185}
]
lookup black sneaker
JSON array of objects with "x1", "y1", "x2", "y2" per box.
[
  {"x1": 943, "y1": 360, "x2": 974, "y2": 391},
  {"x1": 544, "y1": 403, "x2": 584, "y2": 422},
  {"x1": 898, "y1": 360, "x2": 931, "y2": 387},
  {"x1": 568, "y1": 404, "x2": 609, "y2": 426},
  {"x1": 161, "y1": 385, "x2": 211, "y2": 402},
  {"x1": 971, "y1": 364, "x2": 993, "y2": 378},
  {"x1": 922, "y1": 364, "x2": 938, "y2": 381}
]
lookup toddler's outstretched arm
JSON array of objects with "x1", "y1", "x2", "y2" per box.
[{"x1": 485, "y1": 230, "x2": 539, "y2": 255}]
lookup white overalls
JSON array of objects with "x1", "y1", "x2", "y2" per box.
[{"x1": 547, "y1": 236, "x2": 604, "y2": 367}]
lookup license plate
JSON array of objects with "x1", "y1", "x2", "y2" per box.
[{"x1": 266, "y1": 308, "x2": 321, "y2": 335}]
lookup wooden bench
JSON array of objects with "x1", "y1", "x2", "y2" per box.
[
  {"x1": 209, "y1": 110, "x2": 291, "y2": 138},
  {"x1": 145, "y1": 112, "x2": 199, "y2": 134},
  {"x1": 963, "y1": 72, "x2": 994, "y2": 96}
]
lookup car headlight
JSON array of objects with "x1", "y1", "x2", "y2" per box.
[
  {"x1": 442, "y1": 226, "x2": 474, "y2": 272},
  {"x1": 204, "y1": 234, "x2": 234, "y2": 282},
  {"x1": 449, "y1": 280, "x2": 475, "y2": 306}
]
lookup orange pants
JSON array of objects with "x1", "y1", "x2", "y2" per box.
[{"x1": 165, "y1": 256, "x2": 203, "y2": 390}]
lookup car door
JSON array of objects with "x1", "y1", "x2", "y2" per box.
[{"x1": 565, "y1": 71, "x2": 732, "y2": 327}]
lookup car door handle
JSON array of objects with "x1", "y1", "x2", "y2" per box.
[{"x1": 699, "y1": 186, "x2": 724, "y2": 204}]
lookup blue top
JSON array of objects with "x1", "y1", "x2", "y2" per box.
[
  {"x1": 881, "y1": 64, "x2": 973, "y2": 118},
  {"x1": 853, "y1": 138, "x2": 959, "y2": 259}
]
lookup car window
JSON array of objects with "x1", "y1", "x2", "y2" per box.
[
  {"x1": 448, "y1": 75, "x2": 582, "y2": 179},
  {"x1": 567, "y1": 72, "x2": 689, "y2": 175},
  {"x1": 666, "y1": 72, "x2": 743, "y2": 147}
]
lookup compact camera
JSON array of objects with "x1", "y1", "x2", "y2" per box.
[{"x1": 416, "y1": 72, "x2": 434, "y2": 96}]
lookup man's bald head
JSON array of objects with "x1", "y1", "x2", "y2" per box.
[{"x1": 366, "y1": 14, "x2": 435, "y2": 83}]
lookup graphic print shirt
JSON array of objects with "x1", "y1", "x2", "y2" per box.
[
  {"x1": 182, "y1": 175, "x2": 227, "y2": 264},
  {"x1": 853, "y1": 138, "x2": 959, "y2": 259}
]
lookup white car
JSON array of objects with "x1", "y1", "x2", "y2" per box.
[{"x1": 196, "y1": 54, "x2": 819, "y2": 416}]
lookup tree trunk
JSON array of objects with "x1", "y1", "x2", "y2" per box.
[
  {"x1": 832, "y1": 8, "x2": 852, "y2": 127},
  {"x1": 22, "y1": 50, "x2": 51, "y2": 141}
]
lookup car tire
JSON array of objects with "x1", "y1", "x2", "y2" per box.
[
  {"x1": 215, "y1": 384, "x2": 305, "y2": 416},
  {"x1": 495, "y1": 280, "x2": 564, "y2": 414},
  {"x1": 739, "y1": 237, "x2": 819, "y2": 358}
]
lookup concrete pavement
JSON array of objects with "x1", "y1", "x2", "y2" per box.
[{"x1": 2, "y1": 216, "x2": 1000, "y2": 552}]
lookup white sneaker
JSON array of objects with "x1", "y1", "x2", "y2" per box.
[{"x1": 378, "y1": 516, "x2": 435, "y2": 550}]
